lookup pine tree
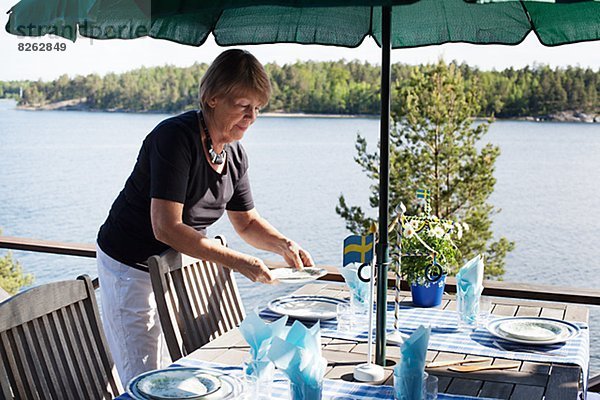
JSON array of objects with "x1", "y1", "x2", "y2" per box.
[
  {"x1": 337, "y1": 61, "x2": 514, "y2": 279},
  {"x1": 0, "y1": 230, "x2": 34, "y2": 295}
]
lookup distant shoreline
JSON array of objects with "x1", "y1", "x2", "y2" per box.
[
  {"x1": 10, "y1": 99, "x2": 600, "y2": 123},
  {"x1": 14, "y1": 99, "x2": 378, "y2": 119}
]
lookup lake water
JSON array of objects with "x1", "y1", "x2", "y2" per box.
[{"x1": 1, "y1": 99, "x2": 599, "y2": 372}]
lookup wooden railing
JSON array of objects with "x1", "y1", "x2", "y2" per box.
[
  {"x1": 1, "y1": 235, "x2": 599, "y2": 391},
  {"x1": 2, "y1": 235, "x2": 600, "y2": 306},
  {"x1": 0, "y1": 236, "x2": 96, "y2": 257},
  {"x1": 263, "y1": 260, "x2": 600, "y2": 306},
  {"x1": 0, "y1": 236, "x2": 99, "y2": 288}
]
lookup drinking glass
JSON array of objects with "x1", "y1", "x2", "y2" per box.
[
  {"x1": 393, "y1": 371, "x2": 428, "y2": 400},
  {"x1": 336, "y1": 303, "x2": 352, "y2": 332},
  {"x1": 425, "y1": 374, "x2": 438, "y2": 400},
  {"x1": 349, "y1": 290, "x2": 369, "y2": 328},
  {"x1": 456, "y1": 288, "x2": 478, "y2": 330},
  {"x1": 243, "y1": 356, "x2": 274, "y2": 399},
  {"x1": 289, "y1": 380, "x2": 323, "y2": 400},
  {"x1": 477, "y1": 296, "x2": 492, "y2": 328}
]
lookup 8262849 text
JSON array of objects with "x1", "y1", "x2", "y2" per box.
[{"x1": 18, "y1": 43, "x2": 67, "y2": 51}]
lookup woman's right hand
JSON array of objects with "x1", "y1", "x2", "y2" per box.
[{"x1": 234, "y1": 256, "x2": 276, "y2": 284}]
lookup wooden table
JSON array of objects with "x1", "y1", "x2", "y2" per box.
[{"x1": 187, "y1": 283, "x2": 589, "y2": 400}]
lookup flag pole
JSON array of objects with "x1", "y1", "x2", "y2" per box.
[{"x1": 354, "y1": 233, "x2": 384, "y2": 382}]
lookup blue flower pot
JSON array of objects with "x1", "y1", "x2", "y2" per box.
[{"x1": 410, "y1": 275, "x2": 446, "y2": 307}]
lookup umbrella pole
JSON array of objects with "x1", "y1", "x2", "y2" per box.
[{"x1": 375, "y1": 4, "x2": 392, "y2": 366}]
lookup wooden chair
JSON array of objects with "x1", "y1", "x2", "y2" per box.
[
  {"x1": 148, "y1": 237, "x2": 246, "y2": 362},
  {"x1": 0, "y1": 275, "x2": 122, "y2": 400}
]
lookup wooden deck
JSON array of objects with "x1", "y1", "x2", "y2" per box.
[
  {"x1": 189, "y1": 282, "x2": 588, "y2": 399},
  {"x1": 0, "y1": 235, "x2": 597, "y2": 395}
]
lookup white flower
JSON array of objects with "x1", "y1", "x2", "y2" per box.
[
  {"x1": 408, "y1": 219, "x2": 420, "y2": 231},
  {"x1": 442, "y1": 221, "x2": 453, "y2": 232},
  {"x1": 462, "y1": 222, "x2": 470, "y2": 232},
  {"x1": 414, "y1": 276, "x2": 427, "y2": 286},
  {"x1": 456, "y1": 223, "x2": 463, "y2": 239},
  {"x1": 429, "y1": 225, "x2": 445, "y2": 239},
  {"x1": 403, "y1": 224, "x2": 416, "y2": 238}
]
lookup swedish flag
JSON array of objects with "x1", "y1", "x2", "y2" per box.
[
  {"x1": 416, "y1": 188, "x2": 430, "y2": 199},
  {"x1": 343, "y1": 235, "x2": 375, "y2": 266}
]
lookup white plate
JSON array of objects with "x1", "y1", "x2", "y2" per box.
[
  {"x1": 136, "y1": 369, "x2": 220, "y2": 399},
  {"x1": 127, "y1": 368, "x2": 243, "y2": 400},
  {"x1": 267, "y1": 295, "x2": 347, "y2": 320},
  {"x1": 497, "y1": 319, "x2": 565, "y2": 341},
  {"x1": 487, "y1": 317, "x2": 580, "y2": 345},
  {"x1": 269, "y1": 267, "x2": 327, "y2": 283}
]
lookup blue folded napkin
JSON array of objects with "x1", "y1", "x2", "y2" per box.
[
  {"x1": 393, "y1": 326, "x2": 431, "y2": 400},
  {"x1": 456, "y1": 254, "x2": 484, "y2": 324},
  {"x1": 268, "y1": 320, "x2": 327, "y2": 400},
  {"x1": 240, "y1": 311, "x2": 288, "y2": 377},
  {"x1": 340, "y1": 265, "x2": 369, "y2": 305}
]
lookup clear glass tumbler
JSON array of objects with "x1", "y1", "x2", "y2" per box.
[
  {"x1": 477, "y1": 296, "x2": 492, "y2": 328},
  {"x1": 457, "y1": 289, "x2": 478, "y2": 330},
  {"x1": 393, "y1": 371, "x2": 428, "y2": 400},
  {"x1": 289, "y1": 379, "x2": 323, "y2": 400},
  {"x1": 243, "y1": 356, "x2": 274, "y2": 400},
  {"x1": 425, "y1": 374, "x2": 438, "y2": 400},
  {"x1": 336, "y1": 302, "x2": 352, "y2": 332},
  {"x1": 349, "y1": 290, "x2": 369, "y2": 328}
]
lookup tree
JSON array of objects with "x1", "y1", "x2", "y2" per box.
[
  {"x1": 337, "y1": 61, "x2": 514, "y2": 279},
  {"x1": 0, "y1": 230, "x2": 34, "y2": 295},
  {"x1": 6, "y1": 61, "x2": 597, "y2": 116}
]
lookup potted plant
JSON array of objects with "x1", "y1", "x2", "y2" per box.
[{"x1": 391, "y1": 209, "x2": 465, "y2": 307}]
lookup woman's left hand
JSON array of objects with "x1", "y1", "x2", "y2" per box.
[{"x1": 281, "y1": 239, "x2": 314, "y2": 270}]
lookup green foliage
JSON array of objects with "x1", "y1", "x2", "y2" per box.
[
  {"x1": 9, "y1": 64, "x2": 209, "y2": 113},
  {"x1": 0, "y1": 252, "x2": 33, "y2": 295},
  {"x1": 0, "y1": 81, "x2": 25, "y2": 99},
  {"x1": 337, "y1": 61, "x2": 515, "y2": 280},
  {"x1": 4, "y1": 62, "x2": 597, "y2": 117},
  {"x1": 396, "y1": 215, "x2": 464, "y2": 284},
  {"x1": 0, "y1": 230, "x2": 34, "y2": 295}
]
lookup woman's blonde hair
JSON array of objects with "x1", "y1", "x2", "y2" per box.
[{"x1": 199, "y1": 49, "x2": 271, "y2": 112}]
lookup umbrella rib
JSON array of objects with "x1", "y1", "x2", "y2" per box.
[
  {"x1": 518, "y1": 0, "x2": 534, "y2": 28},
  {"x1": 211, "y1": 9, "x2": 227, "y2": 46},
  {"x1": 369, "y1": 6, "x2": 373, "y2": 39},
  {"x1": 517, "y1": 1, "x2": 552, "y2": 47},
  {"x1": 518, "y1": 0, "x2": 537, "y2": 41}
]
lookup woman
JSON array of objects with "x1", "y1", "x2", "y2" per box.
[{"x1": 96, "y1": 49, "x2": 314, "y2": 384}]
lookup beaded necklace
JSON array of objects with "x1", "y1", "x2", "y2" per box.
[{"x1": 198, "y1": 111, "x2": 226, "y2": 165}]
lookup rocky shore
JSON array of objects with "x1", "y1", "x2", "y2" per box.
[
  {"x1": 16, "y1": 98, "x2": 89, "y2": 111},
  {"x1": 15, "y1": 100, "x2": 600, "y2": 123},
  {"x1": 520, "y1": 110, "x2": 600, "y2": 123}
]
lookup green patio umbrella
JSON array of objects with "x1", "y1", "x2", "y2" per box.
[{"x1": 6, "y1": 0, "x2": 600, "y2": 366}]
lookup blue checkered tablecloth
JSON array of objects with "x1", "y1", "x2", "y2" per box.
[
  {"x1": 260, "y1": 301, "x2": 590, "y2": 390},
  {"x1": 117, "y1": 358, "x2": 496, "y2": 399}
]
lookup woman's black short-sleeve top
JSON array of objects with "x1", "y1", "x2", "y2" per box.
[{"x1": 97, "y1": 110, "x2": 254, "y2": 266}]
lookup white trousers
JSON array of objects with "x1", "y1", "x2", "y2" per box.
[{"x1": 96, "y1": 244, "x2": 169, "y2": 385}]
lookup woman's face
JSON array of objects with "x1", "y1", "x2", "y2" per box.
[{"x1": 208, "y1": 92, "x2": 263, "y2": 143}]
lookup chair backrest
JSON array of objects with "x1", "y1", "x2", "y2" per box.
[
  {"x1": 0, "y1": 275, "x2": 122, "y2": 400},
  {"x1": 148, "y1": 238, "x2": 245, "y2": 362}
]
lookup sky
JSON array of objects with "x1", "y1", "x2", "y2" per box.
[{"x1": 2, "y1": 0, "x2": 599, "y2": 82}]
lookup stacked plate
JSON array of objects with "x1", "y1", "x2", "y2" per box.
[
  {"x1": 267, "y1": 295, "x2": 347, "y2": 320},
  {"x1": 486, "y1": 317, "x2": 581, "y2": 345},
  {"x1": 127, "y1": 367, "x2": 244, "y2": 400},
  {"x1": 269, "y1": 267, "x2": 327, "y2": 284}
]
